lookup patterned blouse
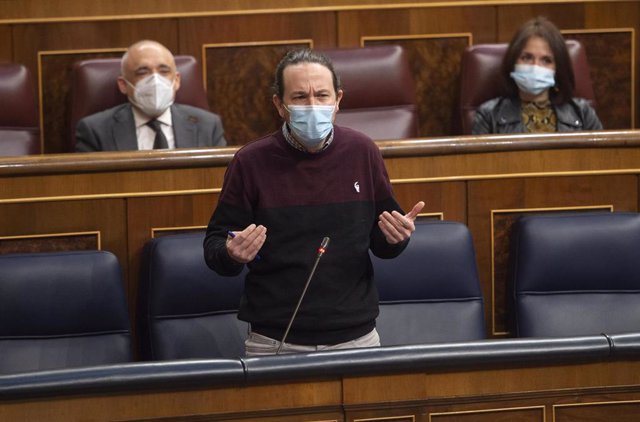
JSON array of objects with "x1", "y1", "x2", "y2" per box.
[{"x1": 521, "y1": 100, "x2": 557, "y2": 133}]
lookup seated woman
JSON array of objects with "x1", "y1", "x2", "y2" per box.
[{"x1": 473, "y1": 16, "x2": 602, "y2": 134}]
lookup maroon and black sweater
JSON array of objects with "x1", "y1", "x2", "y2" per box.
[{"x1": 204, "y1": 125, "x2": 408, "y2": 345}]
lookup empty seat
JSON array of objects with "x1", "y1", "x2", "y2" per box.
[
  {"x1": 372, "y1": 220, "x2": 486, "y2": 346},
  {"x1": 458, "y1": 40, "x2": 596, "y2": 134},
  {"x1": 138, "y1": 231, "x2": 248, "y2": 360},
  {"x1": 0, "y1": 63, "x2": 40, "y2": 156},
  {"x1": 509, "y1": 212, "x2": 640, "y2": 337},
  {"x1": 320, "y1": 45, "x2": 419, "y2": 140},
  {"x1": 0, "y1": 251, "x2": 133, "y2": 375},
  {"x1": 68, "y1": 55, "x2": 210, "y2": 152}
]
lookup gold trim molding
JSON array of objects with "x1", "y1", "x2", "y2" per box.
[
  {"x1": 430, "y1": 405, "x2": 545, "y2": 421},
  {"x1": 151, "y1": 225, "x2": 207, "y2": 238}
]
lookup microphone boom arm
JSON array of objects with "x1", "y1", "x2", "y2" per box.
[{"x1": 276, "y1": 236, "x2": 330, "y2": 354}]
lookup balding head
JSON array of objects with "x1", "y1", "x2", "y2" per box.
[{"x1": 117, "y1": 40, "x2": 181, "y2": 100}]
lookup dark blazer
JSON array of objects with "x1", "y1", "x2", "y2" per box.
[
  {"x1": 75, "y1": 103, "x2": 226, "y2": 152},
  {"x1": 472, "y1": 96, "x2": 603, "y2": 135}
]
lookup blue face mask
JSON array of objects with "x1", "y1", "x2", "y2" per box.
[
  {"x1": 285, "y1": 104, "x2": 335, "y2": 149},
  {"x1": 510, "y1": 64, "x2": 556, "y2": 96}
]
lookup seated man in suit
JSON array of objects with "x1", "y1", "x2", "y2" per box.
[{"x1": 76, "y1": 40, "x2": 226, "y2": 152}]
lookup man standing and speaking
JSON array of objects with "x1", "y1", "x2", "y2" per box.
[{"x1": 204, "y1": 48, "x2": 424, "y2": 356}]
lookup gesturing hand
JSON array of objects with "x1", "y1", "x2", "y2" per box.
[
  {"x1": 378, "y1": 201, "x2": 425, "y2": 244},
  {"x1": 226, "y1": 224, "x2": 267, "y2": 263}
]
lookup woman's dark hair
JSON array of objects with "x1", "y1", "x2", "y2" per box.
[
  {"x1": 501, "y1": 16, "x2": 575, "y2": 104},
  {"x1": 273, "y1": 49, "x2": 341, "y2": 99}
]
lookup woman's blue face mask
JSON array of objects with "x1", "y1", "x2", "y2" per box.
[
  {"x1": 510, "y1": 64, "x2": 556, "y2": 96},
  {"x1": 285, "y1": 104, "x2": 336, "y2": 149}
]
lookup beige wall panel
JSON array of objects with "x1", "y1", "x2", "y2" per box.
[{"x1": 467, "y1": 175, "x2": 638, "y2": 336}]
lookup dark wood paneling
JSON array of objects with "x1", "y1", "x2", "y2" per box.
[
  {"x1": 0, "y1": 232, "x2": 99, "y2": 254},
  {"x1": 178, "y1": 12, "x2": 337, "y2": 145},
  {"x1": 564, "y1": 31, "x2": 633, "y2": 130},
  {"x1": 584, "y1": 2, "x2": 640, "y2": 128},
  {"x1": 364, "y1": 36, "x2": 471, "y2": 137},
  {"x1": 555, "y1": 401, "x2": 640, "y2": 422},
  {"x1": 336, "y1": 7, "x2": 495, "y2": 46},
  {"x1": 468, "y1": 175, "x2": 638, "y2": 336},
  {"x1": 496, "y1": 4, "x2": 586, "y2": 41},
  {"x1": 204, "y1": 41, "x2": 312, "y2": 145},
  {"x1": 0, "y1": 25, "x2": 11, "y2": 61}
]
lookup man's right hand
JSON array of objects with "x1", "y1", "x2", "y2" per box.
[{"x1": 226, "y1": 224, "x2": 267, "y2": 263}]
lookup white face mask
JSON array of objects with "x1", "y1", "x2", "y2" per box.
[
  {"x1": 125, "y1": 73, "x2": 175, "y2": 117},
  {"x1": 510, "y1": 64, "x2": 556, "y2": 96}
]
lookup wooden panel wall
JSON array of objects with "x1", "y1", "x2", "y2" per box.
[{"x1": 0, "y1": 1, "x2": 637, "y2": 152}]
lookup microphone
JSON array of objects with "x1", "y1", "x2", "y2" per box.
[{"x1": 276, "y1": 236, "x2": 330, "y2": 355}]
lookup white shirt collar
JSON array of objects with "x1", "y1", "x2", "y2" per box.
[{"x1": 132, "y1": 106, "x2": 173, "y2": 128}]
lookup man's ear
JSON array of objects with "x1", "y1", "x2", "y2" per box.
[
  {"x1": 335, "y1": 89, "x2": 344, "y2": 112},
  {"x1": 116, "y1": 77, "x2": 128, "y2": 95},
  {"x1": 273, "y1": 94, "x2": 286, "y2": 119},
  {"x1": 173, "y1": 71, "x2": 181, "y2": 92}
]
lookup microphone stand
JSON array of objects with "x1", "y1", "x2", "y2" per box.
[{"x1": 276, "y1": 237, "x2": 330, "y2": 355}]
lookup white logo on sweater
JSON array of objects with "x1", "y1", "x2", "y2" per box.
[{"x1": 354, "y1": 181, "x2": 360, "y2": 193}]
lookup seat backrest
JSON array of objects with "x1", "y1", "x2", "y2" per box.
[
  {"x1": 138, "y1": 231, "x2": 248, "y2": 360},
  {"x1": 372, "y1": 221, "x2": 485, "y2": 346},
  {"x1": 320, "y1": 45, "x2": 419, "y2": 140},
  {"x1": 509, "y1": 212, "x2": 640, "y2": 337},
  {"x1": 68, "y1": 55, "x2": 210, "y2": 152},
  {"x1": 0, "y1": 63, "x2": 40, "y2": 155},
  {"x1": 0, "y1": 251, "x2": 132, "y2": 375},
  {"x1": 458, "y1": 39, "x2": 596, "y2": 134}
]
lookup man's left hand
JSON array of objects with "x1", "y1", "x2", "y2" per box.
[{"x1": 378, "y1": 201, "x2": 426, "y2": 244}]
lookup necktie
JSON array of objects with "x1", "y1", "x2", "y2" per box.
[{"x1": 146, "y1": 119, "x2": 169, "y2": 149}]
